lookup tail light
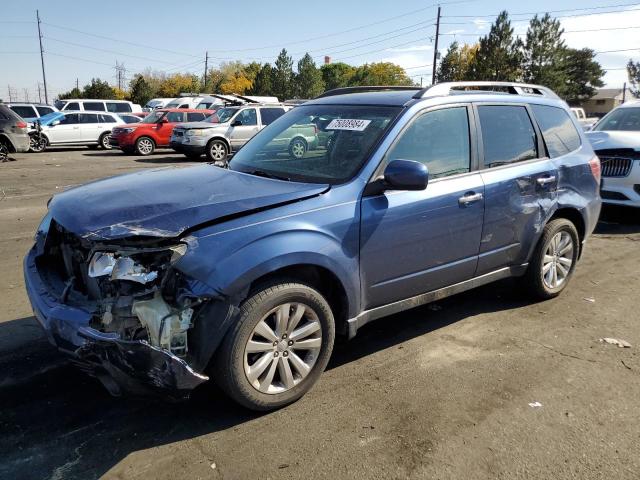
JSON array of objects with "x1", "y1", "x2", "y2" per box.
[
  {"x1": 589, "y1": 155, "x2": 601, "y2": 183},
  {"x1": 16, "y1": 121, "x2": 27, "y2": 129}
]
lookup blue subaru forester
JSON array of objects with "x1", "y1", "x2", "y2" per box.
[{"x1": 24, "y1": 82, "x2": 601, "y2": 410}]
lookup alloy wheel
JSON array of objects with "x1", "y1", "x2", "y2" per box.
[
  {"x1": 290, "y1": 140, "x2": 306, "y2": 159},
  {"x1": 137, "y1": 138, "x2": 153, "y2": 155},
  {"x1": 542, "y1": 231, "x2": 574, "y2": 289},
  {"x1": 101, "y1": 134, "x2": 112, "y2": 149},
  {"x1": 209, "y1": 142, "x2": 227, "y2": 161},
  {"x1": 244, "y1": 302, "x2": 323, "y2": 394}
]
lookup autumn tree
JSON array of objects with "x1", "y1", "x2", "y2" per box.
[
  {"x1": 157, "y1": 73, "x2": 200, "y2": 97},
  {"x1": 436, "y1": 42, "x2": 479, "y2": 82},
  {"x1": 320, "y1": 62, "x2": 355, "y2": 90},
  {"x1": 468, "y1": 11, "x2": 523, "y2": 81},
  {"x1": 271, "y1": 49, "x2": 294, "y2": 100},
  {"x1": 294, "y1": 53, "x2": 325, "y2": 98}
]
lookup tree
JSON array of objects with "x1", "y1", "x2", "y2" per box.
[
  {"x1": 243, "y1": 61, "x2": 262, "y2": 83},
  {"x1": 523, "y1": 14, "x2": 566, "y2": 91},
  {"x1": 249, "y1": 64, "x2": 273, "y2": 95},
  {"x1": 219, "y1": 72, "x2": 252, "y2": 94},
  {"x1": 436, "y1": 42, "x2": 479, "y2": 82},
  {"x1": 272, "y1": 49, "x2": 294, "y2": 100},
  {"x1": 628, "y1": 60, "x2": 640, "y2": 98},
  {"x1": 82, "y1": 78, "x2": 116, "y2": 99},
  {"x1": 349, "y1": 62, "x2": 414, "y2": 86},
  {"x1": 468, "y1": 11, "x2": 523, "y2": 81},
  {"x1": 294, "y1": 53, "x2": 325, "y2": 98},
  {"x1": 58, "y1": 87, "x2": 83, "y2": 99},
  {"x1": 559, "y1": 48, "x2": 605, "y2": 104},
  {"x1": 157, "y1": 73, "x2": 200, "y2": 97},
  {"x1": 320, "y1": 62, "x2": 355, "y2": 90},
  {"x1": 128, "y1": 74, "x2": 154, "y2": 105}
]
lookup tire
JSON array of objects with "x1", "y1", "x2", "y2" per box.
[
  {"x1": 524, "y1": 218, "x2": 580, "y2": 300},
  {"x1": 214, "y1": 280, "x2": 335, "y2": 411},
  {"x1": 289, "y1": 137, "x2": 307, "y2": 159},
  {"x1": 135, "y1": 136, "x2": 155, "y2": 156},
  {"x1": 99, "y1": 132, "x2": 112, "y2": 150},
  {"x1": 205, "y1": 139, "x2": 228, "y2": 165},
  {"x1": 29, "y1": 135, "x2": 47, "y2": 153}
]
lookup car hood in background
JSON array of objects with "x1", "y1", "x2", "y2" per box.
[
  {"x1": 174, "y1": 121, "x2": 229, "y2": 130},
  {"x1": 48, "y1": 165, "x2": 329, "y2": 240},
  {"x1": 585, "y1": 131, "x2": 640, "y2": 151},
  {"x1": 37, "y1": 111, "x2": 65, "y2": 126}
]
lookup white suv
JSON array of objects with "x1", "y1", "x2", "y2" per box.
[
  {"x1": 586, "y1": 101, "x2": 640, "y2": 207},
  {"x1": 39, "y1": 111, "x2": 123, "y2": 150},
  {"x1": 55, "y1": 99, "x2": 142, "y2": 113},
  {"x1": 7, "y1": 103, "x2": 58, "y2": 122}
]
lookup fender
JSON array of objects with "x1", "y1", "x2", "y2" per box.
[{"x1": 0, "y1": 133, "x2": 16, "y2": 151}]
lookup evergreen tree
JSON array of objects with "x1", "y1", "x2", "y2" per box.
[
  {"x1": 523, "y1": 14, "x2": 566, "y2": 91},
  {"x1": 249, "y1": 64, "x2": 273, "y2": 95},
  {"x1": 559, "y1": 48, "x2": 605, "y2": 104},
  {"x1": 349, "y1": 62, "x2": 414, "y2": 86},
  {"x1": 82, "y1": 78, "x2": 116, "y2": 99},
  {"x1": 294, "y1": 53, "x2": 325, "y2": 98},
  {"x1": 271, "y1": 49, "x2": 294, "y2": 101},
  {"x1": 128, "y1": 74, "x2": 154, "y2": 106},
  {"x1": 468, "y1": 11, "x2": 523, "y2": 81},
  {"x1": 628, "y1": 60, "x2": 640, "y2": 98}
]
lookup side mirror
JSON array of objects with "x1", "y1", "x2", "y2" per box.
[
  {"x1": 231, "y1": 119, "x2": 243, "y2": 127},
  {"x1": 383, "y1": 159, "x2": 428, "y2": 191},
  {"x1": 51, "y1": 120, "x2": 60, "y2": 126}
]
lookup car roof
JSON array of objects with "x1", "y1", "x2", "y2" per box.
[
  {"x1": 60, "y1": 99, "x2": 131, "y2": 102},
  {"x1": 157, "y1": 108, "x2": 214, "y2": 113},
  {"x1": 617, "y1": 100, "x2": 640, "y2": 109},
  {"x1": 62, "y1": 110, "x2": 119, "y2": 115},
  {"x1": 305, "y1": 90, "x2": 420, "y2": 107}
]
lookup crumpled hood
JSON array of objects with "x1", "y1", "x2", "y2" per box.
[
  {"x1": 585, "y1": 131, "x2": 640, "y2": 151},
  {"x1": 49, "y1": 165, "x2": 328, "y2": 240}
]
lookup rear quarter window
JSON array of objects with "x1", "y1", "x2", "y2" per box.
[
  {"x1": 260, "y1": 108, "x2": 286, "y2": 126},
  {"x1": 531, "y1": 104, "x2": 581, "y2": 158},
  {"x1": 10, "y1": 105, "x2": 36, "y2": 118},
  {"x1": 107, "y1": 102, "x2": 132, "y2": 113},
  {"x1": 99, "y1": 114, "x2": 117, "y2": 123},
  {"x1": 477, "y1": 105, "x2": 538, "y2": 167}
]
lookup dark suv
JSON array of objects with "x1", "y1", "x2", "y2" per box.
[
  {"x1": 24, "y1": 82, "x2": 601, "y2": 410},
  {"x1": 0, "y1": 104, "x2": 30, "y2": 157}
]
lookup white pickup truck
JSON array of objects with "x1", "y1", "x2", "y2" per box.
[{"x1": 570, "y1": 108, "x2": 599, "y2": 130}]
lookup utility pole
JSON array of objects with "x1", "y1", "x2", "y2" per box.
[
  {"x1": 76, "y1": 78, "x2": 79, "y2": 91},
  {"x1": 431, "y1": 5, "x2": 441, "y2": 85},
  {"x1": 36, "y1": 10, "x2": 49, "y2": 104},
  {"x1": 37, "y1": 83, "x2": 42, "y2": 103},
  {"x1": 7, "y1": 85, "x2": 13, "y2": 102},
  {"x1": 203, "y1": 51, "x2": 209, "y2": 92},
  {"x1": 23, "y1": 88, "x2": 30, "y2": 102},
  {"x1": 622, "y1": 82, "x2": 627, "y2": 103}
]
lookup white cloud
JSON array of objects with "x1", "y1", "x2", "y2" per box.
[
  {"x1": 473, "y1": 19, "x2": 489, "y2": 30},
  {"x1": 385, "y1": 44, "x2": 433, "y2": 53}
]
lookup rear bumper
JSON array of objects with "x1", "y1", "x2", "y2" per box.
[
  {"x1": 23, "y1": 246, "x2": 209, "y2": 398},
  {"x1": 10, "y1": 133, "x2": 30, "y2": 153},
  {"x1": 600, "y1": 161, "x2": 640, "y2": 207}
]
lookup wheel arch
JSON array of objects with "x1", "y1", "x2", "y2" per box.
[
  {"x1": 0, "y1": 133, "x2": 16, "y2": 152},
  {"x1": 207, "y1": 135, "x2": 231, "y2": 150}
]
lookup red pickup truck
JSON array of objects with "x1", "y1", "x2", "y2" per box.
[{"x1": 110, "y1": 108, "x2": 214, "y2": 155}]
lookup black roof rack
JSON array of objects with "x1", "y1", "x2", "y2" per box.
[{"x1": 315, "y1": 86, "x2": 419, "y2": 99}]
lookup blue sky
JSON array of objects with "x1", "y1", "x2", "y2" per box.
[{"x1": 1, "y1": 0, "x2": 638, "y2": 102}]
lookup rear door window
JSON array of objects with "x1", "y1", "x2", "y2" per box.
[
  {"x1": 99, "y1": 114, "x2": 117, "y2": 123},
  {"x1": 166, "y1": 112, "x2": 184, "y2": 122},
  {"x1": 80, "y1": 113, "x2": 99, "y2": 123},
  {"x1": 83, "y1": 102, "x2": 105, "y2": 111},
  {"x1": 10, "y1": 105, "x2": 36, "y2": 118},
  {"x1": 36, "y1": 106, "x2": 54, "y2": 116},
  {"x1": 107, "y1": 102, "x2": 132, "y2": 113},
  {"x1": 187, "y1": 112, "x2": 206, "y2": 122},
  {"x1": 59, "y1": 113, "x2": 80, "y2": 124},
  {"x1": 260, "y1": 108, "x2": 286, "y2": 126},
  {"x1": 477, "y1": 105, "x2": 537, "y2": 167},
  {"x1": 531, "y1": 104, "x2": 581, "y2": 158},
  {"x1": 386, "y1": 106, "x2": 471, "y2": 178}
]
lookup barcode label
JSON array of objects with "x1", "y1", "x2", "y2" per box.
[{"x1": 325, "y1": 119, "x2": 371, "y2": 131}]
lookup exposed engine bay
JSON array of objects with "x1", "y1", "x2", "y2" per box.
[{"x1": 34, "y1": 220, "x2": 236, "y2": 398}]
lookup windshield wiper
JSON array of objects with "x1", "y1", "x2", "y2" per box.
[{"x1": 246, "y1": 169, "x2": 291, "y2": 181}]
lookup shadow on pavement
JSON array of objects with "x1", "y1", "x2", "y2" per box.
[{"x1": 595, "y1": 205, "x2": 640, "y2": 234}]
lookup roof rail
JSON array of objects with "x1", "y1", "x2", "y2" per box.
[
  {"x1": 316, "y1": 85, "x2": 419, "y2": 99},
  {"x1": 413, "y1": 82, "x2": 560, "y2": 100}
]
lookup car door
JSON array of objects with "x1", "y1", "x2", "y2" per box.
[
  {"x1": 158, "y1": 111, "x2": 185, "y2": 146},
  {"x1": 360, "y1": 105, "x2": 485, "y2": 309},
  {"x1": 473, "y1": 103, "x2": 558, "y2": 275},
  {"x1": 47, "y1": 113, "x2": 80, "y2": 144},
  {"x1": 79, "y1": 113, "x2": 101, "y2": 142},
  {"x1": 229, "y1": 108, "x2": 259, "y2": 150}
]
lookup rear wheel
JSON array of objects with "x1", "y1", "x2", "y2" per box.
[
  {"x1": 206, "y1": 139, "x2": 229, "y2": 166},
  {"x1": 99, "y1": 132, "x2": 112, "y2": 150},
  {"x1": 29, "y1": 135, "x2": 47, "y2": 153},
  {"x1": 214, "y1": 281, "x2": 335, "y2": 411},
  {"x1": 525, "y1": 218, "x2": 580, "y2": 300},
  {"x1": 135, "y1": 136, "x2": 155, "y2": 156},
  {"x1": 289, "y1": 138, "x2": 307, "y2": 159}
]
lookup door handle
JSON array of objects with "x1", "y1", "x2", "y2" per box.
[
  {"x1": 458, "y1": 192, "x2": 483, "y2": 206},
  {"x1": 536, "y1": 176, "x2": 556, "y2": 186},
  {"x1": 73, "y1": 126, "x2": 80, "y2": 129}
]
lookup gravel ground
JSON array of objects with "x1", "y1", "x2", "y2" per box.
[{"x1": 0, "y1": 148, "x2": 639, "y2": 480}]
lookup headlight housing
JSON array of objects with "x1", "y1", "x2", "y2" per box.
[
  {"x1": 186, "y1": 129, "x2": 205, "y2": 137},
  {"x1": 122, "y1": 128, "x2": 135, "y2": 134}
]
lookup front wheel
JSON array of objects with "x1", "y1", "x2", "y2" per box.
[
  {"x1": 205, "y1": 139, "x2": 229, "y2": 165},
  {"x1": 135, "y1": 136, "x2": 155, "y2": 156},
  {"x1": 214, "y1": 281, "x2": 335, "y2": 411},
  {"x1": 525, "y1": 218, "x2": 580, "y2": 300}
]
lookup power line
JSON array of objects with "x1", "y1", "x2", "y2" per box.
[{"x1": 441, "y1": 1, "x2": 640, "y2": 18}]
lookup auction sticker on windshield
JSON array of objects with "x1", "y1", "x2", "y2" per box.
[{"x1": 326, "y1": 119, "x2": 371, "y2": 131}]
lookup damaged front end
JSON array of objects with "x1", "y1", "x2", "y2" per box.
[{"x1": 25, "y1": 219, "x2": 235, "y2": 400}]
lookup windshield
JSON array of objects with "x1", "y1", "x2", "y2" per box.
[
  {"x1": 54, "y1": 100, "x2": 67, "y2": 109},
  {"x1": 206, "y1": 107, "x2": 238, "y2": 124},
  {"x1": 141, "y1": 111, "x2": 165, "y2": 124},
  {"x1": 594, "y1": 107, "x2": 640, "y2": 132},
  {"x1": 230, "y1": 104, "x2": 401, "y2": 184}
]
